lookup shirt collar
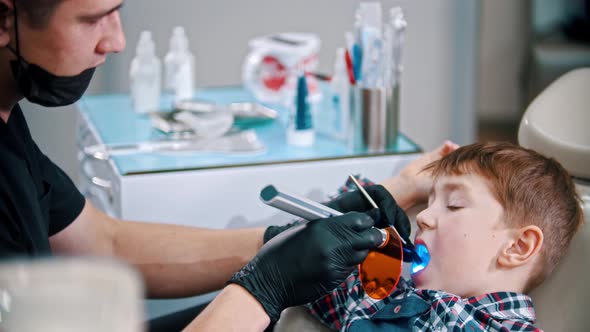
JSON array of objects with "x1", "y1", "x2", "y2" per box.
[
  {"x1": 414, "y1": 289, "x2": 536, "y2": 323},
  {"x1": 465, "y1": 292, "x2": 536, "y2": 322}
]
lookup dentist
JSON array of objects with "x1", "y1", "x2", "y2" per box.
[{"x1": 0, "y1": 1, "x2": 405, "y2": 331}]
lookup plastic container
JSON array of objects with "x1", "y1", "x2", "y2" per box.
[
  {"x1": 164, "y1": 26, "x2": 195, "y2": 103},
  {"x1": 242, "y1": 32, "x2": 321, "y2": 104},
  {"x1": 130, "y1": 31, "x2": 161, "y2": 114}
]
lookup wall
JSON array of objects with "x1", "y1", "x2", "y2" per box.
[
  {"x1": 21, "y1": 101, "x2": 80, "y2": 183},
  {"x1": 23, "y1": 0, "x2": 480, "y2": 183},
  {"x1": 478, "y1": 0, "x2": 529, "y2": 123}
]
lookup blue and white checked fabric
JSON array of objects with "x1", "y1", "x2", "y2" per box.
[{"x1": 306, "y1": 270, "x2": 540, "y2": 332}]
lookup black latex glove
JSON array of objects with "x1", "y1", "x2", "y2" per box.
[
  {"x1": 230, "y1": 212, "x2": 382, "y2": 322},
  {"x1": 263, "y1": 219, "x2": 306, "y2": 244},
  {"x1": 325, "y1": 184, "x2": 412, "y2": 245}
]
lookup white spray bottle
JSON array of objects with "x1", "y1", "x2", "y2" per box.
[
  {"x1": 164, "y1": 26, "x2": 195, "y2": 102},
  {"x1": 130, "y1": 31, "x2": 161, "y2": 114}
]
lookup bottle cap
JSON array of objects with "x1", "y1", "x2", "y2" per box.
[
  {"x1": 137, "y1": 30, "x2": 155, "y2": 57},
  {"x1": 170, "y1": 26, "x2": 189, "y2": 52}
]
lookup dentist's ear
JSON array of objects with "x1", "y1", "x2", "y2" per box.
[
  {"x1": 498, "y1": 226, "x2": 544, "y2": 268},
  {"x1": 0, "y1": 0, "x2": 14, "y2": 47}
]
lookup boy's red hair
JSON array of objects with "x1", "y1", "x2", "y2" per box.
[{"x1": 425, "y1": 142, "x2": 584, "y2": 291}]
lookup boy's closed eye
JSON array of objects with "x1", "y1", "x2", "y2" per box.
[
  {"x1": 446, "y1": 189, "x2": 469, "y2": 211},
  {"x1": 446, "y1": 205, "x2": 463, "y2": 211}
]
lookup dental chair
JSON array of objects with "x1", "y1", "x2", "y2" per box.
[
  {"x1": 274, "y1": 68, "x2": 590, "y2": 331},
  {"x1": 520, "y1": 67, "x2": 590, "y2": 332}
]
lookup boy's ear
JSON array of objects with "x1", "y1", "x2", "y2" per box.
[
  {"x1": 498, "y1": 225, "x2": 544, "y2": 268},
  {"x1": 0, "y1": 0, "x2": 14, "y2": 47}
]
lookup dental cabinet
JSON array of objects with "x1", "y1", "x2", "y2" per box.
[{"x1": 75, "y1": 86, "x2": 421, "y2": 318}]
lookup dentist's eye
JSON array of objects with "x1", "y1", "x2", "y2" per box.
[{"x1": 447, "y1": 205, "x2": 462, "y2": 211}]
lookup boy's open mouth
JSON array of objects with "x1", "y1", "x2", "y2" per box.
[{"x1": 411, "y1": 239, "x2": 430, "y2": 274}]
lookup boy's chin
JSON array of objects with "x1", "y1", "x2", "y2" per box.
[{"x1": 410, "y1": 266, "x2": 428, "y2": 286}]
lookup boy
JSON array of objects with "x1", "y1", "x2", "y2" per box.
[{"x1": 306, "y1": 142, "x2": 584, "y2": 331}]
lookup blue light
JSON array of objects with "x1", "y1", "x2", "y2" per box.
[{"x1": 411, "y1": 244, "x2": 430, "y2": 274}]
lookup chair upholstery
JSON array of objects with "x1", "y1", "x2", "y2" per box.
[
  {"x1": 529, "y1": 183, "x2": 590, "y2": 331},
  {"x1": 520, "y1": 67, "x2": 590, "y2": 331}
]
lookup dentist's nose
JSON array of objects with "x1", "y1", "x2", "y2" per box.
[{"x1": 96, "y1": 11, "x2": 126, "y2": 55}]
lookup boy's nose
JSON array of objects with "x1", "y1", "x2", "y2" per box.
[{"x1": 416, "y1": 208, "x2": 435, "y2": 231}]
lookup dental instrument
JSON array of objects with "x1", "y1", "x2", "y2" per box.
[
  {"x1": 259, "y1": 183, "x2": 423, "y2": 262},
  {"x1": 83, "y1": 130, "x2": 265, "y2": 161},
  {"x1": 260, "y1": 185, "x2": 345, "y2": 221},
  {"x1": 348, "y1": 175, "x2": 406, "y2": 245}
]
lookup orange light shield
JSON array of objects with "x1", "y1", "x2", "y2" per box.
[{"x1": 358, "y1": 226, "x2": 403, "y2": 299}]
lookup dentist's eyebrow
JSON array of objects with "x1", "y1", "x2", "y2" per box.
[{"x1": 78, "y1": 2, "x2": 124, "y2": 22}]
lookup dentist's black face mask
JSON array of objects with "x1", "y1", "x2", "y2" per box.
[
  {"x1": 9, "y1": 2, "x2": 96, "y2": 107},
  {"x1": 9, "y1": 57, "x2": 96, "y2": 107}
]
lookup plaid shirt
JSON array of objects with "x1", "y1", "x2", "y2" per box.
[
  {"x1": 306, "y1": 270, "x2": 540, "y2": 332},
  {"x1": 306, "y1": 176, "x2": 541, "y2": 332}
]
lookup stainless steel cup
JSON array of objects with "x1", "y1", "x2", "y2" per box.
[
  {"x1": 350, "y1": 86, "x2": 387, "y2": 153},
  {"x1": 385, "y1": 83, "x2": 400, "y2": 150},
  {"x1": 349, "y1": 84, "x2": 400, "y2": 153}
]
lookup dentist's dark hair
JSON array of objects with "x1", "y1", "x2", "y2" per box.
[{"x1": 15, "y1": 0, "x2": 63, "y2": 29}]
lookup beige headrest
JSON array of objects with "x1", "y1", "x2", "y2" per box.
[
  {"x1": 530, "y1": 183, "x2": 590, "y2": 331},
  {"x1": 518, "y1": 68, "x2": 590, "y2": 179}
]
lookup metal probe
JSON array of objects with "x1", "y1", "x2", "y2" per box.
[{"x1": 348, "y1": 175, "x2": 407, "y2": 245}]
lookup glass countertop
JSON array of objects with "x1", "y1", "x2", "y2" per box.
[{"x1": 78, "y1": 86, "x2": 421, "y2": 175}]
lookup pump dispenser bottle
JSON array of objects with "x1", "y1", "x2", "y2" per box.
[
  {"x1": 130, "y1": 31, "x2": 161, "y2": 114},
  {"x1": 164, "y1": 26, "x2": 195, "y2": 103}
]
